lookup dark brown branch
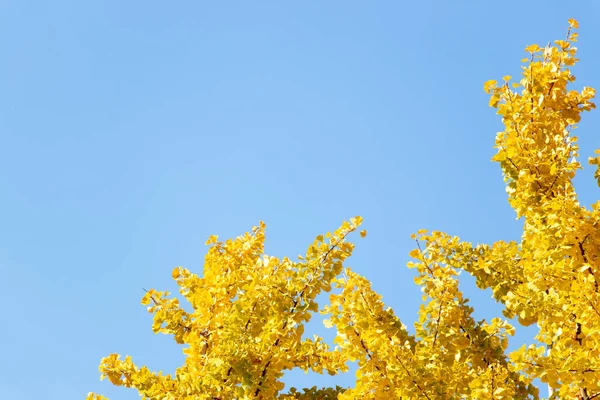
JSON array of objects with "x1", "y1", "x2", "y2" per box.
[{"x1": 432, "y1": 295, "x2": 447, "y2": 349}]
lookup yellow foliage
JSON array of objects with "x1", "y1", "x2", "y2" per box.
[
  {"x1": 416, "y1": 19, "x2": 599, "y2": 399},
  {"x1": 88, "y1": 20, "x2": 599, "y2": 400}
]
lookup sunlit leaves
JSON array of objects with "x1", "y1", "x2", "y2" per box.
[
  {"x1": 89, "y1": 218, "x2": 362, "y2": 399},
  {"x1": 88, "y1": 19, "x2": 599, "y2": 400},
  {"x1": 476, "y1": 19, "x2": 599, "y2": 398}
]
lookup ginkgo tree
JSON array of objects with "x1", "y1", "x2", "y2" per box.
[{"x1": 88, "y1": 19, "x2": 599, "y2": 399}]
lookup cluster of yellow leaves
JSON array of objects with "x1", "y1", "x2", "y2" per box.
[
  {"x1": 433, "y1": 18, "x2": 598, "y2": 399},
  {"x1": 321, "y1": 239, "x2": 537, "y2": 399},
  {"x1": 89, "y1": 19, "x2": 598, "y2": 400},
  {"x1": 88, "y1": 218, "x2": 360, "y2": 399},
  {"x1": 88, "y1": 214, "x2": 537, "y2": 399}
]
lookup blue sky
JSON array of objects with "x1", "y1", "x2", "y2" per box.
[{"x1": 1, "y1": 1, "x2": 600, "y2": 399}]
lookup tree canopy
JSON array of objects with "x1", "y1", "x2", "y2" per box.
[{"x1": 88, "y1": 19, "x2": 599, "y2": 399}]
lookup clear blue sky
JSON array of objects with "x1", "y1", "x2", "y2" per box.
[{"x1": 1, "y1": 1, "x2": 600, "y2": 399}]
